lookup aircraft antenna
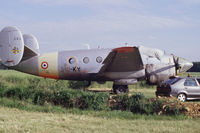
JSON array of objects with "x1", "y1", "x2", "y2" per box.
[{"x1": 83, "y1": 44, "x2": 90, "y2": 49}]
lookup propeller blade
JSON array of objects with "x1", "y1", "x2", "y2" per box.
[{"x1": 173, "y1": 55, "x2": 181, "y2": 75}]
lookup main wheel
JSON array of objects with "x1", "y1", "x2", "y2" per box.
[
  {"x1": 113, "y1": 85, "x2": 129, "y2": 94},
  {"x1": 177, "y1": 93, "x2": 187, "y2": 102}
]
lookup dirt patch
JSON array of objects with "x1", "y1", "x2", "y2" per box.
[
  {"x1": 108, "y1": 95, "x2": 200, "y2": 118},
  {"x1": 156, "y1": 97, "x2": 200, "y2": 118}
]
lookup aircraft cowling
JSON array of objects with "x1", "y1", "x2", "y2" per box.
[
  {"x1": 145, "y1": 64, "x2": 175, "y2": 85},
  {"x1": 146, "y1": 74, "x2": 161, "y2": 84}
]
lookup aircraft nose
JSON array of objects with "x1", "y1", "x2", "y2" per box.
[{"x1": 178, "y1": 57, "x2": 193, "y2": 73}]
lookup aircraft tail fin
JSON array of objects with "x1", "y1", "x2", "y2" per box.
[
  {"x1": 22, "y1": 34, "x2": 39, "y2": 61},
  {"x1": 0, "y1": 26, "x2": 24, "y2": 67},
  {"x1": 0, "y1": 26, "x2": 40, "y2": 66}
]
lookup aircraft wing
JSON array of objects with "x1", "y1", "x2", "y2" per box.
[{"x1": 99, "y1": 47, "x2": 144, "y2": 73}]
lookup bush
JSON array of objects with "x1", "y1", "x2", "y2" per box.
[
  {"x1": 32, "y1": 88, "x2": 109, "y2": 111},
  {"x1": 114, "y1": 93, "x2": 152, "y2": 114},
  {"x1": 129, "y1": 93, "x2": 152, "y2": 114},
  {"x1": 4, "y1": 86, "x2": 28, "y2": 100},
  {"x1": 151, "y1": 98, "x2": 164, "y2": 114},
  {"x1": 75, "y1": 92, "x2": 109, "y2": 110},
  {"x1": 68, "y1": 81, "x2": 89, "y2": 89},
  {"x1": 53, "y1": 90, "x2": 75, "y2": 108},
  {"x1": 0, "y1": 82, "x2": 8, "y2": 97},
  {"x1": 113, "y1": 93, "x2": 182, "y2": 115},
  {"x1": 33, "y1": 89, "x2": 53, "y2": 105},
  {"x1": 163, "y1": 105, "x2": 180, "y2": 115}
]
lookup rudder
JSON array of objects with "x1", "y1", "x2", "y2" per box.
[{"x1": 0, "y1": 26, "x2": 24, "y2": 66}]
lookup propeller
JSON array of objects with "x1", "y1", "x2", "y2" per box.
[{"x1": 173, "y1": 55, "x2": 181, "y2": 75}]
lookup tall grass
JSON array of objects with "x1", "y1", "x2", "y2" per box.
[
  {"x1": 0, "y1": 70, "x2": 199, "y2": 117},
  {"x1": 0, "y1": 97, "x2": 187, "y2": 121}
]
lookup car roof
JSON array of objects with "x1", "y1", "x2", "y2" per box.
[{"x1": 173, "y1": 77, "x2": 199, "y2": 80}]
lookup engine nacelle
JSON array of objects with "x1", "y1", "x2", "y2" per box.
[
  {"x1": 145, "y1": 64, "x2": 175, "y2": 84},
  {"x1": 146, "y1": 74, "x2": 174, "y2": 85}
]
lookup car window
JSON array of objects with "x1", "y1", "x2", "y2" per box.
[{"x1": 184, "y1": 79, "x2": 198, "y2": 86}]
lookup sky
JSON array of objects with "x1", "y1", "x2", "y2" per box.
[{"x1": 0, "y1": 0, "x2": 200, "y2": 61}]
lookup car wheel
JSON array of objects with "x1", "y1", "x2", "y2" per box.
[{"x1": 177, "y1": 93, "x2": 187, "y2": 102}]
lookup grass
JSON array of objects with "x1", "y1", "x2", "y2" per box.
[
  {"x1": 0, "y1": 97, "x2": 187, "y2": 120},
  {"x1": 0, "y1": 70, "x2": 155, "y2": 90},
  {"x1": 0, "y1": 106, "x2": 199, "y2": 133},
  {"x1": 1, "y1": 70, "x2": 200, "y2": 132}
]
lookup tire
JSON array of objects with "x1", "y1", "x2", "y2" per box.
[
  {"x1": 177, "y1": 93, "x2": 187, "y2": 102},
  {"x1": 113, "y1": 85, "x2": 129, "y2": 94},
  {"x1": 124, "y1": 87, "x2": 129, "y2": 93},
  {"x1": 115, "y1": 86, "x2": 125, "y2": 94}
]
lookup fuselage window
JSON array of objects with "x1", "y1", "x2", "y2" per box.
[
  {"x1": 96, "y1": 56, "x2": 103, "y2": 63},
  {"x1": 83, "y1": 57, "x2": 89, "y2": 64},
  {"x1": 69, "y1": 58, "x2": 75, "y2": 64}
]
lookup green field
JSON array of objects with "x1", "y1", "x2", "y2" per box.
[
  {"x1": 0, "y1": 70, "x2": 200, "y2": 133},
  {"x1": 0, "y1": 106, "x2": 200, "y2": 133}
]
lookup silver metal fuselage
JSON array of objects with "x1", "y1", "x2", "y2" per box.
[{"x1": 13, "y1": 47, "x2": 193, "y2": 84}]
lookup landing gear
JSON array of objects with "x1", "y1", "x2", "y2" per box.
[
  {"x1": 86, "y1": 81, "x2": 91, "y2": 87},
  {"x1": 113, "y1": 84, "x2": 129, "y2": 94}
]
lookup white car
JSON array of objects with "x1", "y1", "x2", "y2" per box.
[{"x1": 156, "y1": 77, "x2": 200, "y2": 102}]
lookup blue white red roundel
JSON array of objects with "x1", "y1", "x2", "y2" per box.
[{"x1": 41, "y1": 62, "x2": 48, "y2": 69}]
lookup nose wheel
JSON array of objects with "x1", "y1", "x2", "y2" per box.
[{"x1": 113, "y1": 84, "x2": 129, "y2": 94}]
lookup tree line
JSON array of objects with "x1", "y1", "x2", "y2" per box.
[{"x1": 188, "y1": 62, "x2": 200, "y2": 72}]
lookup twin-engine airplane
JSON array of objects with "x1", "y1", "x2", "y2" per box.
[{"x1": 0, "y1": 26, "x2": 193, "y2": 93}]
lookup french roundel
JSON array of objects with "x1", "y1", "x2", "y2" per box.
[{"x1": 41, "y1": 62, "x2": 48, "y2": 69}]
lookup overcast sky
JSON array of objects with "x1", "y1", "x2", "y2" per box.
[{"x1": 1, "y1": 0, "x2": 200, "y2": 61}]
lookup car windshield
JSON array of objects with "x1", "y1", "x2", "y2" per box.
[{"x1": 163, "y1": 78, "x2": 182, "y2": 85}]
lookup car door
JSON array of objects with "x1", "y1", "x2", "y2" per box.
[{"x1": 184, "y1": 78, "x2": 200, "y2": 99}]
